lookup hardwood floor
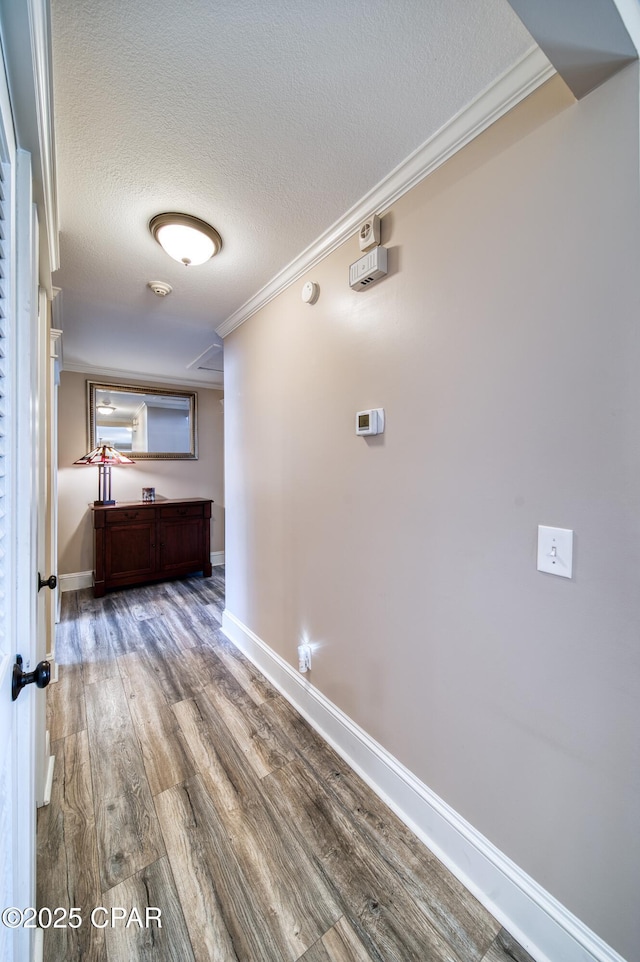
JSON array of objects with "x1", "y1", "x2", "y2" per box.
[{"x1": 38, "y1": 570, "x2": 535, "y2": 962}]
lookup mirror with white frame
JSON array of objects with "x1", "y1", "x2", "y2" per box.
[{"x1": 88, "y1": 381, "x2": 198, "y2": 459}]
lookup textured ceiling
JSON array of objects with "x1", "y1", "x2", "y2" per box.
[{"x1": 51, "y1": 0, "x2": 533, "y2": 386}]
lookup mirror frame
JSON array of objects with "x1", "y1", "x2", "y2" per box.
[{"x1": 87, "y1": 380, "x2": 198, "y2": 460}]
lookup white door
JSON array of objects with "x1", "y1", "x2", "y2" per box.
[{"x1": 0, "y1": 47, "x2": 41, "y2": 962}]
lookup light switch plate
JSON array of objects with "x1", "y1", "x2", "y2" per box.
[{"x1": 537, "y1": 525, "x2": 573, "y2": 578}]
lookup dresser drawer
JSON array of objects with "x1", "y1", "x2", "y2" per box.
[
  {"x1": 159, "y1": 503, "x2": 204, "y2": 520},
  {"x1": 105, "y1": 506, "x2": 153, "y2": 524}
]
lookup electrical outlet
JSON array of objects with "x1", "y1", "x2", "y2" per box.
[{"x1": 297, "y1": 643, "x2": 311, "y2": 673}]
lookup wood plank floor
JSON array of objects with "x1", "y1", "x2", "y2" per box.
[{"x1": 38, "y1": 569, "x2": 535, "y2": 962}]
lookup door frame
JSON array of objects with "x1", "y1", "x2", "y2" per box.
[
  {"x1": 0, "y1": 3, "x2": 58, "y2": 959},
  {"x1": 0, "y1": 52, "x2": 40, "y2": 962}
]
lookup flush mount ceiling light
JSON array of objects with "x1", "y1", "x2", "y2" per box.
[
  {"x1": 149, "y1": 212, "x2": 222, "y2": 267},
  {"x1": 97, "y1": 399, "x2": 116, "y2": 415}
]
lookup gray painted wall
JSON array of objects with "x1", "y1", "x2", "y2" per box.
[{"x1": 224, "y1": 66, "x2": 640, "y2": 960}]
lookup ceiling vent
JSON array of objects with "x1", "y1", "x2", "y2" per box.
[{"x1": 188, "y1": 343, "x2": 224, "y2": 372}]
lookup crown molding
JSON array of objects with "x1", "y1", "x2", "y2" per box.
[
  {"x1": 215, "y1": 46, "x2": 554, "y2": 339},
  {"x1": 0, "y1": 0, "x2": 59, "y2": 276},
  {"x1": 29, "y1": 0, "x2": 59, "y2": 274},
  {"x1": 62, "y1": 360, "x2": 223, "y2": 391},
  {"x1": 49, "y1": 327, "x2": 62, "y2": 355}
]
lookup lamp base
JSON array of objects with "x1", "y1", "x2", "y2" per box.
[{"x1": 94, "y1": 499, "x2": 115, "y2": 506}]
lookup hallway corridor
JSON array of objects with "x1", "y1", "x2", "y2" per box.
[{"x1": 37, "y1": 571, "x2": 533, "y2": 961}]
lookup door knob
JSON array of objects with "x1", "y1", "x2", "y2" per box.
[
  {"x1": 38, "y1": 573, "x2": 57, "y2": 591},
  {"x1": 12, "y1": 655, "x2": 51, "y2": 701}
]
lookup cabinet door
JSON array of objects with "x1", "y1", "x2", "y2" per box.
[
  {"x1": 105, "y1": 522, "x2": 157, "y2": 581},
  {"x1": 158, "y1": 518, "x2": 204, "y2": 573}
]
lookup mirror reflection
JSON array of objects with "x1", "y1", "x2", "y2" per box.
[{"x1": 88, "y1": 382, "x2": 197, "y2": 459}]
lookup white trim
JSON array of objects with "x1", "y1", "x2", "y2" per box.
[
  {"x1": 58, "y1": 571, "x2": 93, "y2": 592},
  {"x1": 40, "y1": 752, "x2": 54, "y2": 808},
  {"x1": 215, "y1": 46, "x2": 554, "y2": 339},
  {"x1": 50, "y1": 288, "x2": 63, "y2": 378},
  {"x1": 613, "y1": 0, "x2": 640, "y2": 53},
  {"x1": 0, "y1": 0, "x2": 59, "y2": 277},
  {"x1": 221, "y1": 609, "x2": 627, "y2": 962},
  {"x1": 60, "y1": 563, "x2": 224, "y2": 589},
  {"x1": 48, "y1": 326, "x2": 61, "y2": 656},
  {"x1": 33, "y1": 925, "x2": 43, "y2": 962},
  {"x1": 50, "y1": 326, "x2": 62, "y2": 376},
  {"x1": 62, "y1": 359, "x2": 223, "y2": 390},
  {"x1": 27, "y1": 0, "x2": 59, "y2": 273}
]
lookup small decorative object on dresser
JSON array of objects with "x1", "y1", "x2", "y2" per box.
[
  {"x1": 92, "y1": 497, "x2": 213, "y2": 597},
  {"x1": 142, "y1": 487, "x2": 155, "y2": 502}
]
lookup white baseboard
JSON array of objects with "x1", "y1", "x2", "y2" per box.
[
  {"x1": 221, "y1": 609, "x2": 626, "y2": 962},
  {"x1": 42, "y1": 752, "x2": 55, "y2": 807},
  {"x1": 58, "y1": 551, "x2": 224, "y2": 588},
  {"x1": 45, "y1": 651, "x2": 59, "y2": 683},
  {"x1": 60, "y1": 560, "x2": 223, "y2": 592},
  {"x1": 59, "y1": 571, "x2": 93, "y2": 592},
  {"x1": 37, "y1": 731, "x2": 55, "y2": 810}
]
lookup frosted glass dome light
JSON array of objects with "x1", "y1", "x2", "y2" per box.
[{"x1": 149, "y1": 212, "x2": 222, "y2": 267}]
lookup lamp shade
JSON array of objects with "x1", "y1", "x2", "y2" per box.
[
  {"x1": 74, "y1": 443, "x2": 135, "y2": 506},
  {"x1": 74, "y1": 443, "x2": 135, "y2": 466}
]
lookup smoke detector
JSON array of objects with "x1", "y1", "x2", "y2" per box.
[
  {"x1": 148, "y1": 280, "x2": 172, "y2": 297},
  {"x1": 301, "y1": 281, "x2": 319, "y2": 304}
]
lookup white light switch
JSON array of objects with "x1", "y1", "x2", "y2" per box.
[{"x1": 537, "y1": 525, "x2": 573, "y2": 578}]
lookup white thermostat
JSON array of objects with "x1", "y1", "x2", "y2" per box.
[
  {"x1": 356, "y1": 408, "x2": 385, "y2": 436},
  {"x1": 349, "y1": 246, "x2": 388, "y2": 291}
]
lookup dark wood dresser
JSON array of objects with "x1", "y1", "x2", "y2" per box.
[{"x1": 91, "y1": 498, "x2": 213, "y2": 597}]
